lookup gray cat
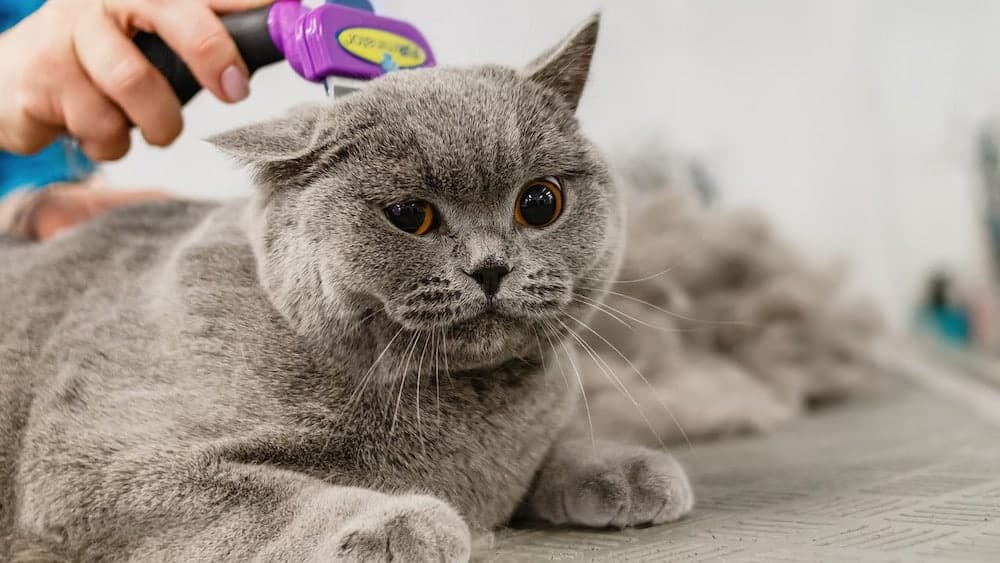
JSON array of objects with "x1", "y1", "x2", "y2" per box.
[{"x1": 0, "y1": 16, "x2": 693, "y2": 562}]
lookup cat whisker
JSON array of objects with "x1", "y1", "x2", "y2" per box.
[
  {"x1": 434, "y1": 326, "x2": 442, "y2": 427},
  {"x1": 570, "y1": 295, "x2": 633, "y2": 331},
  {"x1": 441, "y1": 325, "x2": 453, "y2": 383},
  {"x1": 389, "y1": 331, "x2": 420, "y2": 434},
  {"x1": 347, "y1": 326, "x2": 404, "y2": 411},
  {"x1": 562, "y1": 311, "x2": 695, "y2": 456},
  {"x1": 385, "y1": 331, "x2": 417, "y2": 422},
  {"x1": 539, "y1": 322, "x2": 571, "y2": 391},
  {"x1": 573, "y1": 294, "x2": 717, "y2": 334},
  {"x1": 556, "y1": 316, "x2": 666, "y2": 449},
  {"x1": 578, "y1": 285, "x2": 754, "y2": 327},
  {"x1": 548, "y1": 320, "x2": 596, "y2": 453},
  {"x1": 533, "y1": 330, "x2": 548, "y2": 377},
  {"x1": 415, "y1": 331, "x2": 431, "y2": 453},
  {"x1": 578, "y1": 265, "x2": 676, "y2": 285}
]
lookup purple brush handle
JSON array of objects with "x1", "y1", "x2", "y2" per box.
[
  {"x1": 268, "y1": 0, "x2": 436, "y2": 82},
  {"x1": 135, "y1": 1, "x2": 432, "y2": 105}
]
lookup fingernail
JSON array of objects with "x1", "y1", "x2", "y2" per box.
[{"x1": 221, "y1": 65, "x2": 250, "y2": 102}]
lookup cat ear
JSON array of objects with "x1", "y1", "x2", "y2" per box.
[
  {"x1": 207, "y1": 104, "x2": 326, "y2": 166},
  {"x1": 524, "y1": 13, "x2": 600, "y2": 112}
]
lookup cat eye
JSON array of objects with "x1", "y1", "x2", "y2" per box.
[
  {"x1": 515, "y1": 177, "x2": 563, "y2": 228},
  {"x1": 384, "y1": 200, "x2": 437, "y2": 236}
]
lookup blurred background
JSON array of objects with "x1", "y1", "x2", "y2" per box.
[{"x1": 104, "y1": 0, "x2": 1000, "y2": 362}]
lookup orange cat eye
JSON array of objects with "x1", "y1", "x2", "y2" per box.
[
  {"x1": 384, "y1": 200, "x2": 437, "y2": 236},
  {"x1": 515, "y1": 177, "x2": 563, "y2": 228}
]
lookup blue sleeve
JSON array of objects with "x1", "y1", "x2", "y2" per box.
[
  {"x1": 0, "y1": 140, "x2": 96, "y2": 198},
  {"x1": 0, "y1": 0, "x2": 96, "y2": 199}
]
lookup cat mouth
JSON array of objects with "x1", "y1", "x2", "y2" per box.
[
  {"x1": 449, "y1": 299, "x2": 561, "y2": 328},
  {"x1": 441, "y1": 305, "x2": 537, "y2": 339},
  {"x1": 451, "y1": 309, "x2": 512, "y2": 328},
  {"x1": 443, "y1": 312, "x2": 527, "y2": 356},
  {"x1": 389, "y1": 297, "x2": 559, "y2": 333}
]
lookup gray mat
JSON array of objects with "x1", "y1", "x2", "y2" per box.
[{"x1": 485, "y1": 362, "x2": 1000, "y2": 562}]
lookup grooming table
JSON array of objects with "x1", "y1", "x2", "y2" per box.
[{"x1": 485, "y1": 351, "x2": 1000, "y2": 562}]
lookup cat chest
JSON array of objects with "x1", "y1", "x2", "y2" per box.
[{"x1": 283, "y1": 384, "x2": 573, "y2": 528}]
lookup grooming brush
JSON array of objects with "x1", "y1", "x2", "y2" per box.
[{"x1": 134, "y1": 0, "x2": 436, "y2": 103}]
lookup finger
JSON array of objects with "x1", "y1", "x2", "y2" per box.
[
  {"x1": 105, "y1": 0, "x2": 250, "y2": 103},
  {"x1": 80, "y1": 136, "x2": 131, "y2": 162},
  {"x1": 62, "y1": 78, "x2": 132, "y2": 161},
  {"x1": 0, "y1": 80, "x2": 64, "y2": 154},
  {"x1": 0, "y1": 110, "x2": 63, "y2": 155},
  {"x1": 206, "y1": 0, "x2": 273, "y2": 15},
  {"x1": 74, "y1": 9, "x2": 183, "y2": 147}
]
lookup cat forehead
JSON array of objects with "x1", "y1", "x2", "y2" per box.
[
  {"x1": 341, "y1": 66, "x2": 577, "y2": 141},
  {"x1": 325, "y1": 67, "x2": 591, "y2": 193}
]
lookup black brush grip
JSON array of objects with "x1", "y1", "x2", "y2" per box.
[{"x1": 133, "y1": 6, "x2": 283, "y2": 105}]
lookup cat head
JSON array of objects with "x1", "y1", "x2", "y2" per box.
[{"x1": 211, "y1": 15, "x2": 623, "y2": 374}]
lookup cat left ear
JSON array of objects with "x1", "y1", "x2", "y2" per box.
[
  {"x1": 207, "y1": 104, "x2": 325, "y2": 166},
  {"x1": 524, "y1": 13, "x2": 600, "y2": 112}
]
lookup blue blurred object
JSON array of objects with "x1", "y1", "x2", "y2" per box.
[
  {"x1": 918, "y1": 272, "x2": 972, "y2": 347},
  {"x1": 0, "y1": 0, "x2": 42, "y2": 30},
  {"x1": 0, "y1": 0, "x2": 95, "y2": 199},
  {"x1": 0, "y1": 144, "x2": 95, "y2": 197},
  {"x1": 921, "y1": 308, "x2": 972, "y2": 346}
]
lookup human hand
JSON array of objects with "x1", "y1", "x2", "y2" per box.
[
  {"x1": 0, "y1": 0, "x2": 272, "y2": 161},
  {"x1": 0, "y1": 180, "x2": 172, "y2": 241}
]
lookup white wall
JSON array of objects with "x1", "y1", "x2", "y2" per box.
[{"x1": 104, "y1": 0, "x2": 999, "y2": 331}]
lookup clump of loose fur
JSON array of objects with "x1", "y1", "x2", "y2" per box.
[{"x1": 575, "y1": 184, "x2": 884, "y2": 446}]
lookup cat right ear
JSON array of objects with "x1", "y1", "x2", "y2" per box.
[
  {"x1": 208, "y1": 104, "x2": 325, "y2": 168},
  {"x1": 524, "y1": 13, "x2": 600, "y2": 112}
]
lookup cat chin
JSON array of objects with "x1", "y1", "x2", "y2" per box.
[
  {"x1": 379, "y1": 303, "x2": 563, "y2": 369},
  {"x1": 388, "y1": 299, "x2": 561, "y2": 332},
  {"x1": 433, "y1": 313, "x2": 548, "y2": 369}
]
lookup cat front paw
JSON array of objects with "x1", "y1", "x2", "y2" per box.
[
  {"x1": 525, "y1": 441, "x2": 694, "y2": 529},
  {"x1": 326, "y1": 494, "x2": 471, "y2": 562}
]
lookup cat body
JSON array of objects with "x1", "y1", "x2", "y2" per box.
[
  {"x1": 0, "y1": 200, "x2": 570, "y2": 559},
  {"x1": 0, "y1": 17, "x2": 693, "y2": 561}
]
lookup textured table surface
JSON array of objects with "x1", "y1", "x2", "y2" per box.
[{"x1": 484, "y1": 365, "x2": 1000, "y2": 562}]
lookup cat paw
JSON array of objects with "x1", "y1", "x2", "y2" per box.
[
  {"x1": 326, "y1": 494, "x2": 471, "y2": 562},
  {"x1": 526, "y1": 442, "x2": 694, "y2": 529}
]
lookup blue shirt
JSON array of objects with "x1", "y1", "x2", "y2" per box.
[{"x1": 0, "y1": 0, "x2": 95, "y2": 199}]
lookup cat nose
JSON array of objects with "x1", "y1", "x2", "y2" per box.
[{"x1": 467, "y1": 264, "x2": 510, "y2": 298}]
